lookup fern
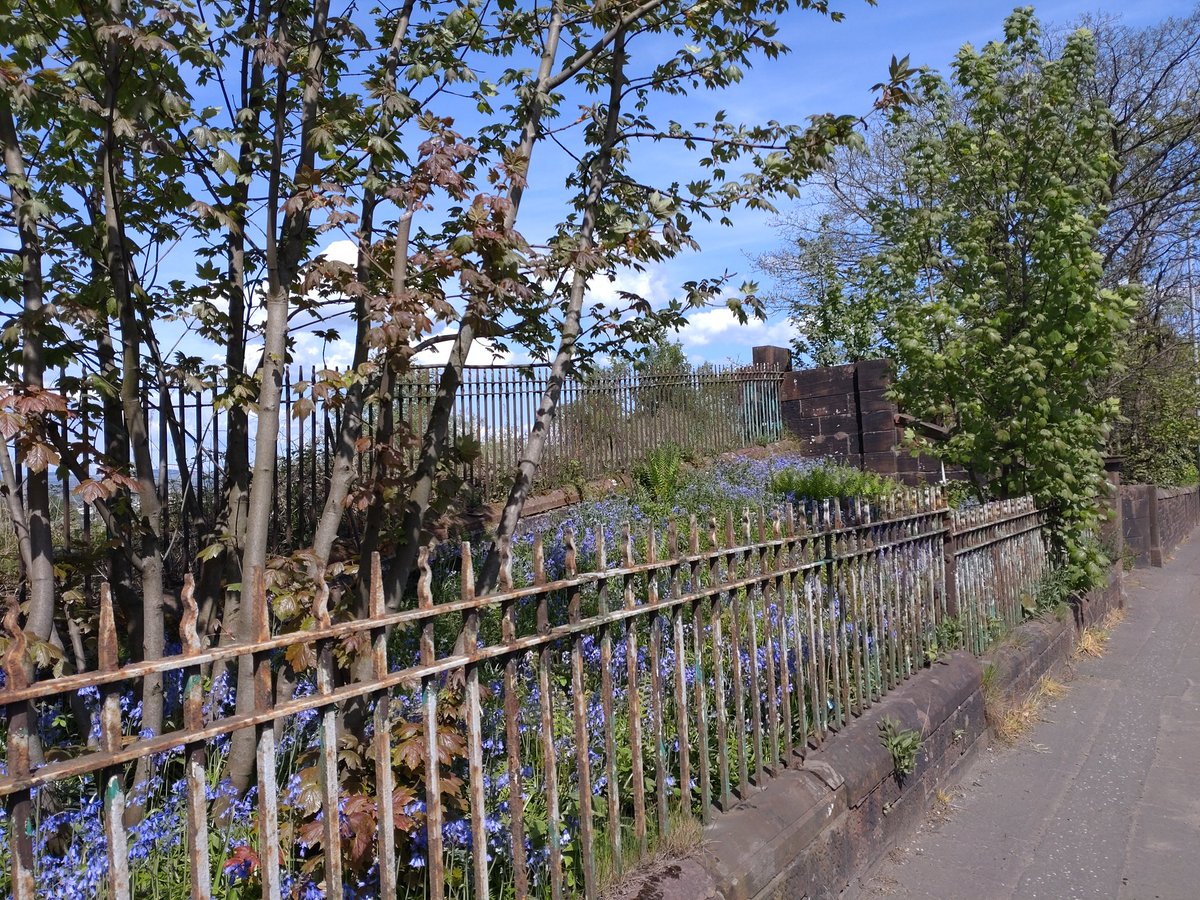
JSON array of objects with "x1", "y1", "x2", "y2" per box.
[{"x1": 632, "y1": 444, "x2": 683, "y2": 506}]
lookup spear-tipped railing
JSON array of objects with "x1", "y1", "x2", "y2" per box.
[{"x1": 0, "y1": 491, "x2": 1047, "y2": 899}]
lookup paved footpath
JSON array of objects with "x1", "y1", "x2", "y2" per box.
[{"x1": 847, "y1": 531, "x2": 1200, "y2": 900}]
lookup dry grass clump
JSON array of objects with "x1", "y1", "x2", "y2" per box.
[
  {"x1": 1034, "y1": 674, "x2": 1068, "y2": 702},
  {"x1": 1075, "y1": 627, "x2": 1108, "y2": 657},
  {"x1": 598, "y1": 814, "x2": 705, "y2": 899},
  {"x1": 989, "y1": 694, "x2": 1042, "y2": 744},
  {"x1": 985, "y1": 673, "x2": 1072, "y2": 745},
  {"x1": 1101, "y1": 607, "x2": 1127, "y2": 630},
  {"x1": 1075, "y1": 606, "x2": 1128, "y2": 659}
]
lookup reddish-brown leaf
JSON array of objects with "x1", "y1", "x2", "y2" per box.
[
  {"x1": 21, "y1": 440, "x2": 59, "y2": 474},
  {"x1": 222, "y1": 845, "x2": 259, "y2": 878}
]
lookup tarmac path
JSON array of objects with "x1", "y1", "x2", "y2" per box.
[{"x1": 847, "y1": 531, "x2": 1200, "y2": 900}]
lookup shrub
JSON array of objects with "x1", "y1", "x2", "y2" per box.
[
  {"x1": 878, "y1": 717, "x2": 922, "y2": 779},
  {"x1": 767, "y1": 463, "x2": 898, "y2": 503},
  {"x1": 1028, "y1": 535, "x2": 1111, "y2": 617},
  {"x1": 631, "y1": 444, "x2": 685, "y2": 518}
]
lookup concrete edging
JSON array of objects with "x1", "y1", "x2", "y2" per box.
[{"x1": 610, "y1": 567, "x2": 1123, "y2": 900}]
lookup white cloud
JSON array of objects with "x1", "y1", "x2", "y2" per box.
[
  {"x1": 319, "y1": 239, "x2": 358, "y2": 266},
  {"x1": 412, "y1": 329, "x2": 526, "y2": 366},
  {"x1": 238, "y1": 240, "x2": 364, "y2": 374},
  {"x1": 676, "y1": 308, "x2": 796, "y2": 363},
  {"x1": 584, "y1": 268, "x2": 665, "y2": 309},
  {"x1": 291, "y1": 330, "x2": 356, "y2": 372}
]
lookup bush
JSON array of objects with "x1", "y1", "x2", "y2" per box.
[
  {"x1": 631, "y1": 445, "x2": 685, "y2": 517},
  {"x1": 943, "y1": 480, "x2": 980, "y2": 510},
  {"x1": 1029, "y1": 535, "x2": 1111, "y2": 617},
  {"x1": 767, "y1": 463, "x2": 898, "y2": 503}
]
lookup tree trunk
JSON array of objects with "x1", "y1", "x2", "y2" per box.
[
  {"x1": 478, "y1": 28, "x2": 627, "y2": 595},
  {"x1": 227, "y1": 0, "x2": 331, "y2": 795},
  {"x1": 95, "y1": 36, "x2": 167, "y2": 816},
  {"x1": 0, "y1": 94, "x2": 56, "y2": 644},
  {"x1": 201, "y1": 0, "x2": 268, "y2": 730},
  {"x1": 94, "y1": 324, "x2": 140, "y2": 646},
  {"x1": 309, "y1": 0, "x2": 416, "y2": 580},
  {"x1": 378, "y1": 5, "x2": 567, "y2": 611}
]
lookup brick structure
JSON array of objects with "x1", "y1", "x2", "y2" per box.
[
  {"x1": 751, "y1": 344, "x2": 792, "y2": 371},
  {"x1": 1120, "y1": 483, "x2": 1200, "y2": 567},
  {"x1": 773, "y1": 353, "x2": 949, "y2": 483}
]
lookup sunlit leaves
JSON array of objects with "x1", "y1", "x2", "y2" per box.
[{"x1": 877, "y1": 10, "x2": 1134, "y2": 566}]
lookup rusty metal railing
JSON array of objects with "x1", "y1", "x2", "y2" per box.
[
  {"x1": 949, "y1": 498, "x2": 1048, "y2": 654},
  {"x1": 0, "y1": 490, "x2": 1047, "y2": 899},
  {"x1": 25, "y1": 363, "x2": 785, "y2": 586}
]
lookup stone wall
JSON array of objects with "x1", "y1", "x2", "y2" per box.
[
  {"x1": 777, "y1": 358, "x2": 948, "y2": 483},
  {"x1": 1155, "y1": 486, "x2": 1200, "y2": 563},
  {"x1": 1120, "y1": 484, "x2": 1200, "y2": 567}
]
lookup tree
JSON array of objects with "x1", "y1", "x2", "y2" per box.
[
  {"x1": 757, "y1": 212, "x2": 883, "y2": 365},
  {"x1": 876, "y1": 9, "x2": 1136, "y2": 570},
  {"x1": 1, "y1": 0, "x2": 912, "y2": 796},
  {"x1": 1081, "y1": 8, "x2": 1200, "y2": 486},
  {"x1": 761, "y1": 5, "x2": 1200, "y2": 484},
  {"x1": 1110, "y1": 330, "x2": 1200, "y2": 485}
]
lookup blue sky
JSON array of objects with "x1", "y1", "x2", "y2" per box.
[
  {"x1": 275, "y1": 1, "x2": 1198, "y2": 373},
  {"x1": 536, "y1": 0, "x2": 1196, "y2": 368}
]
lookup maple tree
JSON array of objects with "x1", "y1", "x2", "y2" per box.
[{"x1": 0, "y1": 0, "x2": 908, "y2": 792}]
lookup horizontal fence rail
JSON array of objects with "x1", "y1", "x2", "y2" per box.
[
  {"x1": 17, "y1": 363, "x2": 784, "y2": 580},
  {"x1": 949, "y1": 498, "x2": 1048, "y2": 654},
  {"x1": 0, "y1": 492, "x2": 1048, "y2": 899}
]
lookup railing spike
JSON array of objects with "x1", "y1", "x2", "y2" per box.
[
  {"x1": 533, "y1": 533, "x2": 546, "y2": 585},
  {"x1": 99, "y1": 582, "x2": 117, "y2": 672},
  {"x1": 564, "y1": 527, "x2": 577, "y2": 578},
  {"x1": 369, "y1": 552, "x2": 385, "y2": 618},
  {"x1": 499, "y1": 542, "x2": 514, "y2": 590},
  {"x1": 3, "y1": 593, "x2": 27, "y2": 688},
  {"x1": 312, "y1": 566, "x2": 331, "y2": 629},
  {"x1": 594, "y1": 527, "x2": 607, "y2": 572}
]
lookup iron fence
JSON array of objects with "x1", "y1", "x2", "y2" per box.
[
  {"x1": 949, "y1": 499, "x2": 1048, "y2": 653},
  {"x1": 30, "y1": 363, "x2": 784, "y2": 572},
  {"x1": 0, "y1": 491, "x2": 1047, "y2": 899}
]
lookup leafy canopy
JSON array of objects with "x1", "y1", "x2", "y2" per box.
[{"x1": 873, "y1": 9, "x2": 1136, "y2": 572}]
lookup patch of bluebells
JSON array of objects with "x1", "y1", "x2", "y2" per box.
[{"x1": 8, "y1": 452, "x2": 941, "y2": 898}]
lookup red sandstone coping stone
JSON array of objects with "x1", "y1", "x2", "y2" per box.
[{"x1": 607, "y1": 858, "x2": 721, "y2": 900}]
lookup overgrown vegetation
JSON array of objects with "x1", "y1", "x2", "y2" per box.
[
  {"x1": 761, "y1": 7, "x2": 1200, "y2": 586},
  {"x1": 881, "y1": 11, "x2": 1134, "y2": 581},
  {"x1": 767, "y1": 464, "x2": 897, "y2": 504},
  {"x1": 0, "y1": 0, "x2": 930, "y2": 891},
  {"x1": 572, "y1": 450, "x2": 911, "y2": 537},
  {"x1": 878, "y1": 717, "x2": 923, "y2": 780},
  {"x1": 1111, "y1": 334, "x2": 1200, "y2": 487},
  {"x1": 1025, "y1": 534, "x2": 1113, "y2": 619}
]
